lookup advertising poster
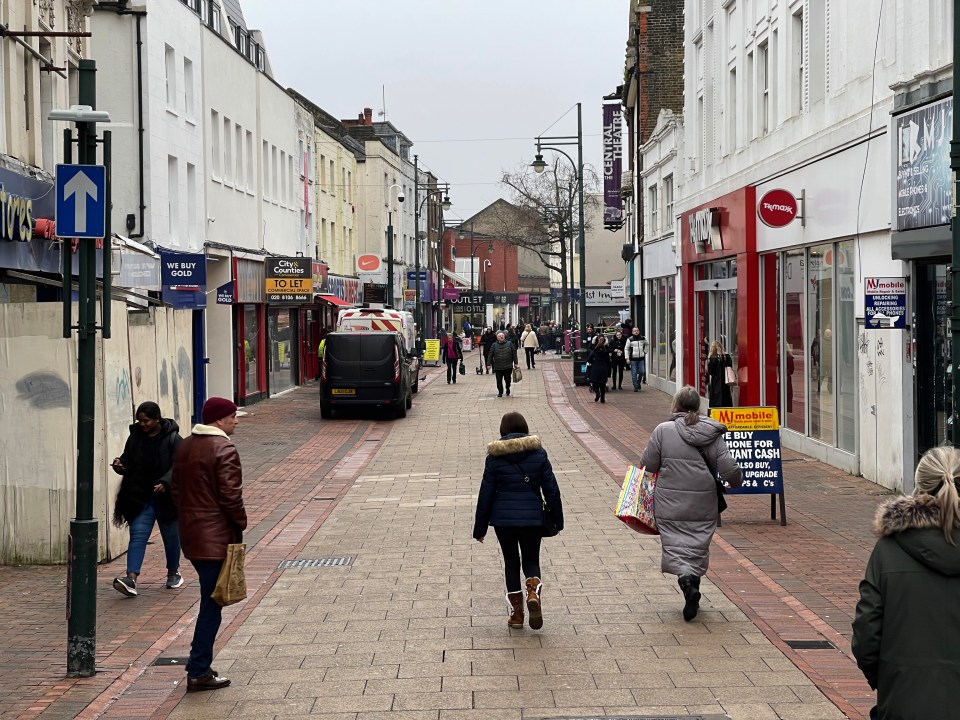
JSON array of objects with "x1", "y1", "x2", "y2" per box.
[
  {"x1": 602, "y1": 97, "x2": 624, "y2": 229},
  {"x1": 265, "y1": 256, "x2": 310, "y2": 303},
  {"x1": 708, "y1": 406, "x2": 784, "y2": 496},
  {"x1": 895, "y1": 96, "x2": 952, "y2": 231}
]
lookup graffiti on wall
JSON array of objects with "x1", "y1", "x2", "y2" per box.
[{"x1": 15, "y1": 372, "x2": 70, "y2": 409}]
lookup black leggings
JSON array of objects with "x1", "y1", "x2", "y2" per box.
[
  {"x1": 524, "y1": 347, "x2": 536, "y2": 368},
  {"x1": 494, "y1": 526, "x2": 542, "y2": 592},
  {"x1": 611, "y1": 363, "x2": 624, "y2": 387}
]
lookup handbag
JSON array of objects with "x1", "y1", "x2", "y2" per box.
[
  {"x1": 615, "y1": 465, "x2": 658, "y2": 535},
  {"x1": 458, "y1": 360, "x2": 466, "y2": 375},
  {"x1": 512, "y1": 367, "x2": 522, "y2": 383},
  {"x1": 211, "y1": 542, "x2": 247, "y2": 607},
  {"x1": 509, "y1": 462, "x2": 558, "y2": 537},
  {"x1": 695, "y1": 447, "x2": 728, "y2": 514},
  {"x1": 724, "y1": 356, "x2": 736, "y2": 385}
]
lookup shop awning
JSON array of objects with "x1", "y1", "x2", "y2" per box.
[
  {"x1": 441, "y1": 267, "x2": 472, "y2": 287},
  {"x1": 315, "y1": 293, "x2": 352, "y2": 307}
]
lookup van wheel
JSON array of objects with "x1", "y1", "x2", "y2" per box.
[
  {"x1": 405, "y1": 391, "x2": 413, "y2": 410},
  {"x1": 320, "y1": 403, "x2": 332, "y2": 419},
  {"x1": 395, "y1": 401, "x2": 407, "y2": 419}
]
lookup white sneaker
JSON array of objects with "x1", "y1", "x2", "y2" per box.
[
  {"x1": 165, "y1": 572, "x2": 184, "y2": 589},
  {"x1": 113, "y1": 575, "x2": 137, "y2": 597}
]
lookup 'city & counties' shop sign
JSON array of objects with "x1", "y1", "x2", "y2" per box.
[{"x1": 265, "y1": 256, "x2": 311, "y2": 303}]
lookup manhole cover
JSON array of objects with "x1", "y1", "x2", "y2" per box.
[
  {"x1": 278, "y1": 556, "x2": 354, "y2": 569},
  {"x1": 785, "y1": 639, "x2": 836, "y2": 650}
]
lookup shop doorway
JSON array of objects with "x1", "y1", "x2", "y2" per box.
[
  {"x1": 915, "y1": 263, "x2": 952, "y2": 454},
  {"x1": 694, "y1": 259, "x2": 738, "y2": 404},
  {"x1": 267, "y1": 307, "x2": 298, "y2": 395}
]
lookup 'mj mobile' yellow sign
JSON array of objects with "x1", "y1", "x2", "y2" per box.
[{"x1": 709, "y1": 406, "x2": 779, "y2": 432}]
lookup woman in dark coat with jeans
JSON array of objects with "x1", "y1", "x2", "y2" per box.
[
  {"x1": 706, "y1": 340, "x2": 733, "y2": 408},
  {"x1": 474, "y1": 412, "x2": 564, "y2": 630},
  {"x1": 852, "y1": 446, "x2": 960, "y2": 719},
  {"x1": 586, "y1": 335, "x2": 612, "y2": 403}
]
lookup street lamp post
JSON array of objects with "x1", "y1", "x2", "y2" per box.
[
  {"x1": 412, "y1": 156, "x2": 451, "y2": 344},
  {"x1": 386, "y1": 183, "x2": 403, "y2": 308},
  {"x1": 532, "y1": 102, "x2": 586, "y2": 344},
  {"x1": 51, "y1": 61, "x2": 113, "y2": 678}
]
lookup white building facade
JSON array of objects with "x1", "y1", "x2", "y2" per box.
[{"x1": 675, "y1": 0, "x2": 953, "y2": 490}]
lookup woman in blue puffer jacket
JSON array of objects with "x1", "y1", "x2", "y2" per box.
[{"x1": 474, "y1": 412, "x2": 564, "y2": 630}]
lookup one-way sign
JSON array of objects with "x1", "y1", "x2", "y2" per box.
[{"x1": 56, "y1": 164, "x2": 106, "y2": 238}]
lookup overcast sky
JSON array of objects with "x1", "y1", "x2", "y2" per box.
[{"x1": 241, "y1": 0, "x2": 627, "y2": 221}]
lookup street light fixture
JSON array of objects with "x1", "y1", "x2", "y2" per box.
[{"x1": 533, "y1": 102, "x2": 587, "y2": 344}]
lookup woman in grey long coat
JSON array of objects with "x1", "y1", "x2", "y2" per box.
[{"x1": 640, "y1": 385, "x2": 742, "y2": 620}]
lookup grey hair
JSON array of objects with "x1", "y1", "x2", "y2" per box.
[
  {"x1": 671, "y1": 385, "x2": 702, "y2": 425},
  {"x1": 914, "y1": 446, "x2": 960, "y2": 545}
]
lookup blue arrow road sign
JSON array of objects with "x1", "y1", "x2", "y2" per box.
[{"x1": 56, "y1": 164, "x2": 106, "y2": 238}]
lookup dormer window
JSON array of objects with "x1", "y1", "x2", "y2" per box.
[{"x1": 255, "y1": 45, "x2": 265, "y2": 71}]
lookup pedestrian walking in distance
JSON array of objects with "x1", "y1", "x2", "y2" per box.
[
  {"x1": 586, "y1": 335, "x2": 612, "y2": 403},
  {"x1": 473, "y1": 412, "x2": 563, "y2": 630},
  {"x1": 624, "y1": 327, "x2": 649, "y2": 392},
  {"x1": 639, "y1": 386, "x2": 742, "y2": 621},
  {"x1": 487, "y1": 330, "x2": 518, "y2": 397},
  {"x1": 706, "y1": 340, "x2": 733, "y2": 408},
  {"x1": 608, "y1": 329, "x2": 627, "y2": 390},
  {"x1": 441, "y1": 329, "x2": 463, "y2": 384},
  {"x1": 520, "y1": 323, "x2": 538, "y2": 369},
  {"x1": 480, "y1": 327, "x2": 496, "y2": 374},
  {"x1": 111, "y1": 401, "x2": 183, "y2": 597},
  {"x1": 852, "y1": 446, "x2": 960, "y2": 720},
  {"x1": 171, "y1": 397, "x2": 247, "y2": 693}
]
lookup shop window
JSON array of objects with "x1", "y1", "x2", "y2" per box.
[
  {"x1": 244, "y1": 305, "x2": 260, "y2": 397},
  {"x1": 783, "y1": 249, "x2": 806, "y2": 432},
  {"x1": 808, "y1": 243, "x2": 833, "y2": 444},
  {"x1": 836, "y1": 240, "x2": 856, "y2": 452}
]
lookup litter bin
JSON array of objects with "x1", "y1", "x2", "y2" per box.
[{"x1": 573, "y1": 349, "x2": 590, "y2": 386}]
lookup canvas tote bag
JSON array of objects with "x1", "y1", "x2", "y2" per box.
[{"x1": 212, "y1": 543, "x2": 247, "y2": 607}]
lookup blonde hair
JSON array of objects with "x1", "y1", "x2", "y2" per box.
[
  {"x1": 524, "y1": 323, "x2": 532, "y2": 331},
  {"x1": 709, "y1": 340, "x2": 725, "y2": 357},
  {"x1": 914, "y1": 446, "x2": 960, "y2": 545},
  {"x1": 672, "y1": 385, "x2": 702, "y2": 426}
]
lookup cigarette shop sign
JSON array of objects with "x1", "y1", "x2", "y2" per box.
[{"x1": 265, "y1": 256, "x2": 311, "y2": 303}]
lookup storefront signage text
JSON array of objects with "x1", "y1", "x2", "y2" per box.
[
  {"x1": 708, "y1": 407, "x2": 785, "y2": 496},
  {"x1": 265, "y1": 256, "x2": 310, "y2": 303},
  {"x1": 895, "y1": 97, "x2": 951, "y2": 231},
  {"x1": 688, "y1": 208, "x2": 723, "y2": 252},
  {"x1": 865, "y1": 276, "x2": 907, "y2": 329},
  {"x1": 0, "y1": 184, "x2": 34, "y2": 242},
  {"x1": 757, "y1": 189, "x2": 798, "y2": 228},
  {"x1": 159, "y1": 250, "x2": 206, "y2": 309}
]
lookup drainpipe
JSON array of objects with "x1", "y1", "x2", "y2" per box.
[{"x1": 97, "y1": 1, "x2": 146, "y2": 238}]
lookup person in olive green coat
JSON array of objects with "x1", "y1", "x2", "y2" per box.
[{"x1": 852, "y1": 446, "x2": 960, "y2": 720}]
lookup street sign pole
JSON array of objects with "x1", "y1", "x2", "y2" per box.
[
  {"x1": 66, "y1": 58, "x2": 103, "y2": 678},
  {"x1": 952, "y1": 6, "x2": 960, "y2": 449}
]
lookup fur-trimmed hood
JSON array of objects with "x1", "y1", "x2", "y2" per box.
[
  {"x1": 874, "y1": 494, "x2": 960, "y2": 577},
  {"x1": 487, "y1": 434, "x2": 542, "y2": 457}
]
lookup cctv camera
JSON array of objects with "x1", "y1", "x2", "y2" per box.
[{"x1": 397, "y1": 193, "x2": 405, "y2": 203}]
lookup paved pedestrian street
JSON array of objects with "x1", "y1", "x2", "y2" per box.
[{"x1": 1, "y1": 351, "x2": 886, "y2": 720}]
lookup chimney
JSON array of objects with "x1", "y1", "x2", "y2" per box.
[{"x1": 363, "y1": 107, "x2": 373, "y2": 125}]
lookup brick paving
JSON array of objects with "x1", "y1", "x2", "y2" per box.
[
  {"x1": 0, "y1": 387, "x2": 402, "y2": 719},
  {"x1": 1, "y1": 350, "x2": 890, "y2": 719},
  {"x1": 550, "y1": 356, "x2": 884, "y2": 719}
]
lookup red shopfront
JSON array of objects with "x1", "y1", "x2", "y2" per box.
[{"x1": 679, "y1": 187, "x2": 761, "y2": 407}]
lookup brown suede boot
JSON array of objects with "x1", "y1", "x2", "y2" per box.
[
  {"x1": 525, "y1": 577, "x2": 543, "y2": 629},
  {"x1": 506, "y1": 591, "x2": 524, "y2": 629}
]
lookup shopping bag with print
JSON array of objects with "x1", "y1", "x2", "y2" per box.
[
  {"x1": 211, "y1": 543, "x2": 247, "y2": 607},
  {"x1": 614, "y1": 465, "x2": 658, "y2": 535},
  {"x1": 512, "y1": 367, "x2": 523, "y2": 383}
]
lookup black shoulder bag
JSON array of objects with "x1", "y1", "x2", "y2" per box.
[
  {"x1": 509, "y1": 462, "x2": 559, "y2": 537},
  {"x1": 695, "y1": 446, "x2": 728, "y2": 514}
]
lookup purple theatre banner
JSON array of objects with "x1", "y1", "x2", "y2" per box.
[{"x1": 603, "y1": 98, "x2": 624, "y2": 230}]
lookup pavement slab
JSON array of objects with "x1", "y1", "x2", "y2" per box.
[{"x1": 1, "y1": 349, "x2": 886, "y2": 719}]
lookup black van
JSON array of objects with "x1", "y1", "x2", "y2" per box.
[{"x1": 320, "y1": 331, "x2": 414, "y2": 419}]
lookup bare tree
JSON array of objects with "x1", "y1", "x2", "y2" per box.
[{"x1": 490, "y1": 158, "x2": 600, "y2": 325}]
